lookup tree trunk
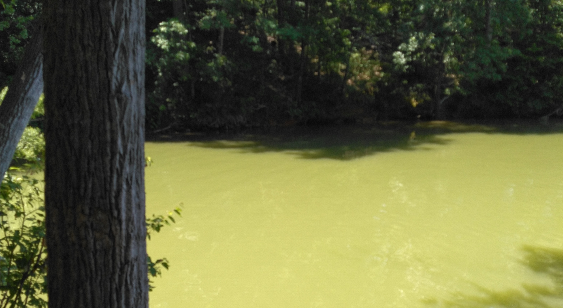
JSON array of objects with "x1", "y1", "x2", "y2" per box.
[
  {"x1": 0, "y1": 20, "x2": 43, "y2": 181},
  {"x1": 295, "y1": 0, "x2": 310, "y2": 105},
  {"x1": 340, "y1": 54, "x2": 351, "y2": 97},
  {"x1": 485, "y1": 0, "x2": 493, "y2": 46},
  {"x1": 172, "y1": 0, "x2": 186, "y2": 22},
  {"x1": 276, "y1": 0, "x2": 286, "y2": 59},
  {"x1": 43, "y1": 0, "x2": 148, "y2": 307},
  {"x1": 295, "y1": 41, "x2": 307, "y2": 105},
  {"x1": 218, "y1": 26, "x2": 225, "y2": 56}
]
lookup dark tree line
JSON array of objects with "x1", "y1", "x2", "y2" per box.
[
  {"x1": 142, "y1": 0, "x2": 563, "y2": 129},
  {"x1": 2, "y1": 0, "x2": 563, "y2": 133}
]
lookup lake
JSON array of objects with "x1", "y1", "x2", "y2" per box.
[{"x1": 145, "y1": 121, "x2": 563, "y2": 308}]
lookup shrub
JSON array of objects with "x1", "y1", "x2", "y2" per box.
[{"x1": 0, "y1": 166, "x2": 181, "y2": 307}]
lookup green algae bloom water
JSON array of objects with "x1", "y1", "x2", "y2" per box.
[{"x1": 146, "y1": 122, "x2": 563, "y2": 308}]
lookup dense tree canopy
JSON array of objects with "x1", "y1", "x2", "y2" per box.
[
  {"x1": 143, "y1": 0, "x2": 563, "y2": 128},
  {"x1": 1, "y1": 0, "x2": 563, "y2": 131}
]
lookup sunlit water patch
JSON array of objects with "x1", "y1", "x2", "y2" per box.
[{"x1": 146, "y1": 122, "x2": 563, "y2": 308}]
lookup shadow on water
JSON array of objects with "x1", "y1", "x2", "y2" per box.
[
  {"x1": 147, "y1": 120, "x2": 563, "y2": 161},
  {"x1": 425, "y1": 246, "x2": 563, "y2": 308}
]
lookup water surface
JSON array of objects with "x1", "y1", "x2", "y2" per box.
[{"x1": 145, "y1": 121, "x2": 563, "y2": 307}]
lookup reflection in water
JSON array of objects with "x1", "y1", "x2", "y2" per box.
[
  {"x1": 183, "y1": 123, "x2": 455, "y2": 161},
  {"x1": 430, "y1": 246, "x2": 563, "y2": 308},
  {"x1": 145, "y1": 121, "x2": 563, "y2": 308}
]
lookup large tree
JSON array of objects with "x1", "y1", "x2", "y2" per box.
[
  {"x1": 0, "y1": 19, "x2": 43, "y2": 180},
  {"x1": 42, "y1": 0, "x2": 148, "y2": 307}
]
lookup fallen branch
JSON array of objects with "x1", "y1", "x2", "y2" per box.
[
  {"x1": 540, "y1": 104, "x2": 563, "y2": 123},
  {"x1": 152, "y1": 121, "x2": 177, "y2": 134}
]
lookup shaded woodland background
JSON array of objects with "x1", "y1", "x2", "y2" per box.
[{"x1": 2, "y1": 0, "x2": 563, "y2": 130}]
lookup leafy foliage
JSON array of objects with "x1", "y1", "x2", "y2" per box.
[
  {"x1": 0, "y1": 153, "x2": 182, "y2": 307},
  {"x1": 0, "y1": 173, "x2": 182, "y2": 306},
  {"x1": 12, "y1": 127, "x2": 44, "y2": 168},
  {"x1": 146, "y1": 18, "x2": 196, "y2": 129},
  {"x1": 4, "y1": 94, "x2": 45, "y2": 170},
  {"x1": 30, "y1": 94, "x2": 43, "y2": 120},
  {"x1": 142, "y1": 0, "x2": 563, "y2": 125},
  {"x1": 146, "y1": 205, "x2": 182, "y2": 290},
  {"x1": 0, "y1": 0, "x2": 40, "y2": 87},
  {"x1": 4, "y1": 0, "x2": 563, "y2": 126},
  {"x1": 0, "y1": 86, "x2": 7, "y2": 103},
  {"x1": 0, "y1": 172, "x2": 46, "y2": 308}
]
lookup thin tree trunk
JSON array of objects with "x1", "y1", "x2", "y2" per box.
[
  {"x1": 276, "y1": 0, "x2": 286, "y2": 59},
  {"x1": 295, "y1": 0, "x2": 310, "y2": 105},
  {"x1": 340, "y1": 54, "x2": 350, "y2": 97},
  {"x1": 172, "y1": 0, "x2": 193, "y2": 102},
  {"x1": 172, "y1": 0, "x2": 191, "y2": 41},
  {"x1": 433, "y1": 48, "x2": 448, "y2": 120},
  {"x1": 485, "y1": 0, "x2": 493, "y2": 46},
  {"x1": 43, "y1": 0, "x2": 148, "y2": 307},
  {"x1": 263, "y1": 0, "x2": 268, "y2": 19},
  {"x1": 218, "y1": 26, "x2": 225, "y2": 56},
  {"x1": 172, "y1": 0, "x2": 186, "y2": 22},
  {"x1": 295, "y1": 42, "x2": 307, "y2": 105},
  {"x1": 0, "y1": 20, "x2": 43, "y2": 181},
  {"x1": 317, "y1": 60, "x2": 322, "y2": 82}
]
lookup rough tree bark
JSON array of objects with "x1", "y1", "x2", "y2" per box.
[
  {"x1": 43, "y1": 0, "x2": 147, "y2": 307},
  {"x1": 0, "y1": 20, "x2": 43, "y2": 180}
]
